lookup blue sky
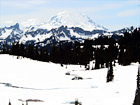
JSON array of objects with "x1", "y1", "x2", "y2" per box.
[{"x1": 0, "y1": 0, "x2": 139, "y2": 31}]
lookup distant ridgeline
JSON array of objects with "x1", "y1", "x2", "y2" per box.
[{"x1": 0, "y1": 27, "x2": 140, "y2": 70}]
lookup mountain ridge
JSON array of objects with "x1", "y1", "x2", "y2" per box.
[{"x1": 0, "y1": 11, "x2": 137, "y2": 46}]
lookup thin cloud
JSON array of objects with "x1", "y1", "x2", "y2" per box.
[
  {"x1": 74, "y1": 0, "x2": 138, "y2": 14},
  {"x1": 5, "y1": 20, "x2": 14, "y2": 24},
  {"x1": 97, "y1": 0, "x2": 139, "y2": 11},
  {"x1": 20, "y1": 18, "x2": 40, "y2": 28},
  {"x1": 117, "y1": 8, "x2": 140, "y2": 17},
  {"x1": 0, "y1": 0, "x2": 48, "y2": 9}
]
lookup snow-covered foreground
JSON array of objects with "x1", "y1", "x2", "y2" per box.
[{"x1": 0, "y1": 54, "x2": 138, "y2": 105}]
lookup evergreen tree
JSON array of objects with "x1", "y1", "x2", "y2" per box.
[
  {"x1": 27, "y1": 44, "x2": 34, "y2": 59},
  {"x1": 34, "y1": 46, "x2": 39, "y2": 60},
  {"x1": 44, "y1": 48, "x2": 49, "y2": 62},
  {"x1": 19, "y1": 43, "x2": 25, "y2": 57},
  {"x1": 8, "y1": 99, "x2": 11, "y2": 105},
  {"x1": 106, "y1": 61, "x2": 114, "y2": 82},
  {"x1": 2, "y1": 44, "x2": 6, "y2": 54},
  {"x1": 94, "y1": 48, "x2": 100, "y2": 69},
  {"x1": 83, "y1": 40, "x2": 94, "y2": 68},
  {"x1": 50, "y1": 45, "x2": 58, "y2": 63}
]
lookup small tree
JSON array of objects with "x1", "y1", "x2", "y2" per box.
[
  {"x1": 75, "y1": 98, "x2": 82, "y2": 105},
  {"x1": 8, "y1": 99, "x2": 11, "y2": 105},
  {"x1": 106, "y1": 61, "x2": 114, "y2": 82}
]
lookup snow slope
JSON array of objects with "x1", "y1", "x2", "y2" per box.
[{"x1": 0, "y1": 54, "x2": 138, "y2": 105}]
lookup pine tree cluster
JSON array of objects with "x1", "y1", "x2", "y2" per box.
[{"x1": 0, "y1": 28, "x2": 140, "y2": 69}]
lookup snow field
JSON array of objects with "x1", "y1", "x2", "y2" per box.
[{"x1": 0, "y1": 55, "x2": 138, "y2": 105}]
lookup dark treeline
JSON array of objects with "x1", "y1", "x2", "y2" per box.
[
  {"x1": 0, "y1": 28, "x2": 140, "y2": 69},
  {"x1": 118, "y1": 28, "x2": 140, "y2": 65}
]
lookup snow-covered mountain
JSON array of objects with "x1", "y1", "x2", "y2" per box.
[
  {"x1": 112, "y1": 26, "x2": 135, "y2": 35},
  {"x1": 19, "y1": 25, "x2": 136, "y2": 46},
  {"x1": 37, "y1": 11, "x2": 108, "y2": 31},
  {"x1": 20, "y1": 26, "x2": 93, "y2": 45},
  {"x1": 0, "y1": 23, "x2": 23, "y2": 45},
  {"x1": 0, "y1": 11, "x2": 136, "y2": 46},
  {"x1": 0, "y1": 23, "x2": 22, "y2": 39}
]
